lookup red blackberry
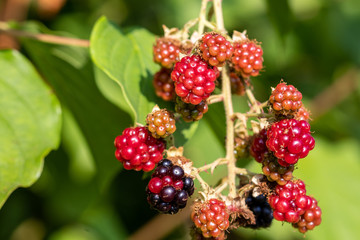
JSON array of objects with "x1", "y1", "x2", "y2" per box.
[
  {"x1": 295, "y1": 106, "x2": 311, "y2": 122},
  {"x1": 153, "y1": 68, "x2": 176, "y2": 101},
  {"x1": 175, "y1": 97, "x2": 208, "y2": 122},
  {"x1": 146, "y1": 159, "x2": 194, "y2": 214},
  {"x1": 262, "y1": 155, "x2": 294, "y2": 185},
  {"x1": 230, "y1": 72, "x2": 245, "y2": 95},
  {"x1": 231, "y1": 40, "x2": 263, "y2": 78},
  {"x1": 292, "y1": 197, "x2": 322, "y2": 233},
  {"x1": 153, "y1": 37, "x2": 181, "y2": 68},
  {"x1": 114, "y1": 127, "x2": 165, "y2": 172},
  {"x1": 249, "y1": 129, "x2": 268, "y2": 163},
  {"x1": 269, "y1": 82, "x2": 302, "y2": 114},
  {"x1": 269, "y1": 179, "x2": 312, "y2": 224},
  {"x1": 245, "y1": 193, "x2": 273, "y2": 228},
  {"x1": 146, "y1": 109, "x2": 176, "y2": 138},
  {"x1": 266, "y1": 119, "x2": 315, "y2": 165},
  {"x1": 199, "y1": 33, "x2": 234, "y2": 67},
  {"x1": 191, "y1": 199, "x2": 229, "y2": 239},
  {"x1": 171, "y1": 55, "x2": 218, "y2": 105}
]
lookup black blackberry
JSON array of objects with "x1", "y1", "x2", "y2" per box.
[{"x1": 245, "y1": 193, "x2": 273, "y2": 228}]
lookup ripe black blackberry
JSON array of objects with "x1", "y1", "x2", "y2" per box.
[
  {"x1": 245, "y1": 193, "x2": 273, "y2": 229},
  {"x1": 146, "y1": 159, "x2": 194, "y2": 214}
]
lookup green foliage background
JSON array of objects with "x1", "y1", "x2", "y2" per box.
[{"x1": 0, "y1": 0, "x2": 359, "y2": 239}]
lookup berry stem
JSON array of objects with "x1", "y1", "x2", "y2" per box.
[
  {"x1": 192, "y1": 168, "x2": 210, "y2": 192},
  {"x1": 221, "y1": 66, "x2": 237, "y2": 198},
  {"x1": 207, "y1": 94, "x2": 224, "y2": 104},
  {"x1": 197, "y1": 158, "x2": 228, "y2": 173},
  {"x1": 245, "y1": 86, "x2": 261, "y2": 114},
  {"x1": 213, "y1": 0, "x2": 225, "y2": 33},
  {"x1": 198, "y1": 0, "x2": 209, "y2": 35},
  {"x1": 244, "y1": 112, "x2": 273, "y2": 118}
]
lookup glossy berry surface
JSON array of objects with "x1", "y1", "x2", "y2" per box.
[
  {"x1": 245, "y1": 193, "x2": 273, "y2": 228},
  {"x1": 266, "y1": 119, "x2": 315, "y2": 165},
  {"x1": 292, "y1": 197, "x2": 322, "y2": 233},
  {"x1": 199, "y1": 33, "x2": 234, "y2": 67},
  {"x1": 153, "y1": 38, "x2": 180, "y2": 68},
  {"x1": 171, "y1": 55, "x2": 218, "y2": 105},
  {"x1": 262, "y1": 155, "x2": 294, "y2": 185},
  {"x1": 175, "y1": 97, "x2": 208, "y2": 122},
  {"x1": 191, "y1": 199, "x2": 230, "y2": 239},
  {"x1": 269, "y1": 82, "x2": 302, "y2": 113},
  {"x1": 147, "y1": 159, "x2": 194, "y2": 214},
  {"x1": 231, "y1": 40, "x2": 263, "y2": 78},
  {"x1": 153, "y1": 68, "x2": 176, "y2": 101},
  {"x1": 114, "y1": 127, "x2": 165, "y2": 171},
  {"x1": 249, "y1": 129, "x2": 268, "y2": 163},
  {"x1": 269, "y1": 179, "x2": 312, "y2": 224},
  {"x1": 146, "y1": 109, "x2": 176, "y2": 138}
]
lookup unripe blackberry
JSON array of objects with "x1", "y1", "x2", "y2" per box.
[
  {"x1": 231, "y1": 40, "x2": 263, "y2": 78},
  {"x1": 199, "y1": 33, "x2": 234, "y2": 67},
  {"x1": 266, "y1": 119, "x2": 315, "y2": 165},
  {"x1": 295, "y1": 106, "x2": 311, "y2": 122},
  {"x1": 245, "y1": 193, "x2": 273, "y2": 228},
  {"x1": 153, "y1": 68, "x2": 176, "y2": 101},
  {"x1": 114, "y1": 127, "x2": 165, "y2": 172},
  {"x1": 230, "y1": 72, "x2": 245, "y2": 95},
  {"x1": 147, "y1": 159, "x2": 194, "y2": 214},
  {"x1": 146, "y1": 109, "x2": 176, "y2": 138},
  {"x1": 269, "y1": 82, "x2": 302, "y2": 114},
  {"x1": 171, "y1": 55, "x2": 218, "y2": 105},
  {"x1": 153, "y1": 37, "x2": 181, "y2": 68},
  {"x1": 262, "y1": 154, "x2": 294, "y2": 185},
  {"x1": 269, "y1": 179, "x2": 313, "y2": 224},
  {"x1": 292, "y1": 197, "x2": 322, "y2": 233},
  {"x1": 191, "y1": 199, "x2": 230, "y2": 239},
  {"x1": 234, "y1": 137, "x2": 249, "y2": 160},
  {"x1": 249, "y1": 129, "x2": 268, "y2": 163},
  {"x1": 175, "y1": 97, "x2": 208, "y2": 122}
]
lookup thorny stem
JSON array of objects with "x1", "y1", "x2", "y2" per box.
[
  {"x1": 0, "y1": 21, "x2": 89, "y2": 47},
  {"x1": 197, "y1": 158, "x2": 228, "y2": 173},
  {"x1": 213, "y1": 0, "x2": 225, "y2": 33},
  {"x1": 245, "y1": 86, "x2": 261, "y2": 114},
  {"x1": 192, "y1": 169, "x2": 210, "y2": 192}
]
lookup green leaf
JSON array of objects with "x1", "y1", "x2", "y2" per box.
[
  {"x1": 265, "y1": 0, "x2": 294, "y2": 40},
  {"x1": 0, "y1": 50, "x2": 61, "y2": 208},
  {"x1": 90, "y1": 16, "x2": 170, "y2": 124}
]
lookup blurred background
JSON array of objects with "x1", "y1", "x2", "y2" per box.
[{"x1": 0, "y1": 0, "x2": 359, "y2": 239}]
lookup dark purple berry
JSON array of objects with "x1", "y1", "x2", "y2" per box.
[
  {"x1": 171, "y1": 166, "x2": 184, "y2": 180},
  {"x1": 175, "y1": 190, "x2": 189, "y2": 205},
  {"x1": 157, "y1": 202, "x2": 171, "y2": 212},
  {"x1": 160, "y1": 186, "x2": 176, "y2": 202},
  {"x1": 159, "y1": 159, "x2": 173, "y2": 168},
  {"x1": 153, "y1": 166, "x2": 169, "y2": 178},
  {"x1": 169, "y1": 205, "x2": 179, "y2": 214}
]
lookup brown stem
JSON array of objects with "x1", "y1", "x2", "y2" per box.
[{"x1": 0, "y1": 21, "x2": 89, "y2": 47}]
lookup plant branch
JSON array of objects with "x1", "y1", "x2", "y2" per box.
[
  {"x1": 0, "y1": 21, "x2": 89, "y2": 47},
  {"x1": 197, "y1": 158, "x2": 228, "y2": 173},
  {"x1": 245, "y1": 86, "x2": 261, "y2": 114},
  {"x1": 192, "y1": 169, "x2": 210, "y2": 192},
  {"x1": 207, "y1": 94, "x2": 223, "y2": 104},
  {"x1": 213, "y1": 0, "x2": 225, "y2": 33},
  {"x1": 198, "y1": 0, "x2": 209, "y2": 35}
]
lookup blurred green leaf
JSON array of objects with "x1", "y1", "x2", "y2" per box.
[
  {"x1": 265, "y1": 0, "x2": 294, "y2": 40},
  {"x1": 0, "y1": 50, "x2": 61, "y2": 208},
  {"x1": 20, "y1": 22, "x2": 132, "y2": 190},
  {"x1": 90, "y1": 16, "x2": 163, "y2": 124}
]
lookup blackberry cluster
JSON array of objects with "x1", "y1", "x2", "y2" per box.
[
  {"x1": 191, "y1": 199, "x2": 230, "y2": 239},
  {"x1": 146, "y1": 159, "x2": 194, "y2": 214},
  {"x1": 175, "y1": 97, "x2": 208, "y2": 122},
  {"x1": 249, "y1": 129, "x2": 268, "y2": 163},
  {"x1": 231, "y1": 40, "x2": 263, "y2": 78},
  {"x1": 199, "y1": 33, "x2": 234, "y2": 67},
  {"x1": 171, "y1": 55, "x2": 218, "y2": 105},
  {"x1": 269, "y1": 82, "x2": 302, "y2": 114},
  {"x1": 269, "y1": 180, "x2": 312, "y2": 223},
  {"x1": 292, "y1": 196, "x2": 322, "y2": 233},
  {"x1": 146, "y1": 109, "x2": 176, "y2": 138},
  {"x1": 262, "y1": 155, "x2": 294, "y2": 185},
  {"x1": 153, "y1": 68, "x2": 176, "y2": 101},
  {"x1": 266, "y1": 119, "x2": 315, "y2": 165},
  {"x1": 153, "y1": 37, "x2": 181, "y2": 68},
  {"x1": 245, "y1": 193, "x2": 273, "y2": 228},
  {"x1": 114, "y1": 127, "x2": 165, "y2": 171}
]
